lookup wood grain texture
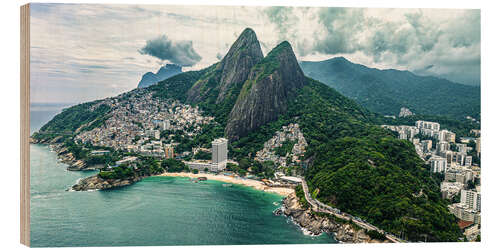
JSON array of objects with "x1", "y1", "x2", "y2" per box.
[{"x1": 20, "y1": 3, "x2": 30, "y2": 247}]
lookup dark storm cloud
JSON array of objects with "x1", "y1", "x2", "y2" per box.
[
  {"x1": 264, "y1": 7, "x2": 481, "y2": 85},
  {"x1": 139, "y1": 35, "x2": 202, "y2": 67}
]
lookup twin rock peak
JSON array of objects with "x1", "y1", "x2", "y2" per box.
[{"x1": 187, "y1": 28, "x2": 307, "y2": 141}]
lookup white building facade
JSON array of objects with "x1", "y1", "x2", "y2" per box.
[{"x1": 212, "y1": 138, "x2": 228, "y2": 171}]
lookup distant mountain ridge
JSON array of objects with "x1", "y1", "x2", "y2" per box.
[
  {"x1": 300, "y1": 57, "x2": 480, "y2": 120},
  {"x1": 137, "y1": 64, "x2": 182, "y2": 88}
]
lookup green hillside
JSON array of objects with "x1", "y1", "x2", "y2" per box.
[{"x1": 300, "y1": 57, "x2": 480, "y2": 121}]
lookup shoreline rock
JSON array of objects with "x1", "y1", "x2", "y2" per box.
[
  {"x1": 279, "y1": 192, "x2": 387, "y2": 243},
  {"x1": 33, "y1": 141, "x2": 104, "y2": 171},
  {"x1": 71, "y1": 175, "x2": 143, "y2": 191}
]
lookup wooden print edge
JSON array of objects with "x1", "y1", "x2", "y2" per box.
[{"x1": 20, "y1": 3, "x2": 30, "y2": 247}]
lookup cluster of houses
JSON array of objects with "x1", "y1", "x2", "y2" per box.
[
  {"x1": 255, "y1": 123, "x2": 308, "y2": 169},
  {"x1": 383, "y1": 120, "x2": 481, "y2": 241},
  {"x1": 75, "y1": 90, "x2": 214, "y2": 159}
]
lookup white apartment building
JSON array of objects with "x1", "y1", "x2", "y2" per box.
[
  {"x1": 461, "y1": 189, "x2": 481, "y2": 211},
  {"x1": 212, "y1": 138, "x2": 228, "y2": 171},
  {"x1": 437, "y1": 142, "x2": 450, "y2": 156},
  {"x1": 416, "y1": 120, "x2": 440, "y2": 131},
  {"x1": 430, "y1": 156, "x2": 447, "y2": 173},
  {"x1": 439, "y1": 130, "x2": 456, "y2": 143}
]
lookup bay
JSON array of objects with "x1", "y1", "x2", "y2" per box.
[
  {"x1": 29, "y1": 103, "x2": 336, "y2": 247},
  {"x1": 29, "y1": 144, "x2": 336, "y2": 247}
]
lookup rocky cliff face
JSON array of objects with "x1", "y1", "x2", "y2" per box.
[
  {"x1": 216, "y1": 28, "x2": 264, "y2": 103},
  {"x1": 186, "y1": 28, "x2": 263, "y2": 104},
  {"x1": 225, "y1": 41, "x2": 306, "y2": 141}
]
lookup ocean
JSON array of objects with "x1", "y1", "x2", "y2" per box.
[{"x1": 29, "y1": 104, "x2": 336, "y2": 247}]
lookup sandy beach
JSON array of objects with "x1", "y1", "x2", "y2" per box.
[{"x1": 158, "y1": 172, "x2": 294, "y2": 196}]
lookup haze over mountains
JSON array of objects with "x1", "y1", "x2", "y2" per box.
[
  {"x1": 300, "y1": 57, "x2": 480, "y2": 120},
  {"x1": 137, "y1": 64, "x2": 182, "y2": 88}
]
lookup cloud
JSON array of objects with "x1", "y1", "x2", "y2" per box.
[
  {"x1": 264, "y1": 7, "x2": 480, "y2": 85},
  {"x1": 264, "y1": 7, "x2": 298, "y2": 41},
  {"x1": 139, "y1": 35, "x2": 202, "y2": 67},
  {"x1": 28, "y1": 4, "x2": 481, "y2": 104}
]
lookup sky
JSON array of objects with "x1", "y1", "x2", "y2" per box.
[{"x1": 30, "y1": 3, "x2": 480, "y2": 103}]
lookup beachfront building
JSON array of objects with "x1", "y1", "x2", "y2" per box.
[
  {"x1": 184, "y1": 160, "x2": 220, "y2": 172},
  {"x1": 185, "y1": 138, "x2": 228, "y2": 172},
  {"x1": 212, "y1": 138, "x2": 228, "y2": 170}
]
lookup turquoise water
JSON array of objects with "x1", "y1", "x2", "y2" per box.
[
  {"x1": 30, "y1": 144, "x2": 336, "y2": 247},
  {"x1": 30, "y1": 102, "x2": 74, "y2": 135}
]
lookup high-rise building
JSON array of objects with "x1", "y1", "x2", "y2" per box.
[
  {"x1": 461, "y1": 189, "x2": 481, "y2": 211},
  {"x1": 476, "y1": 137, "x2": 481, "y2": 157},
  {"x1": 430, "y1": 156, "x2": 447, "y2": 173},
  {"x1": 161, "y1": 120, "x2": 171, "y2": 131},
  {"x1": 399, "y1": 131, "x2": 407, "y2": 140},
  {"x1": 164, "y1": 146, "x2": 175, "y2": 159},
  {"x1": 416, "y1": 120, "x2": 440, "y2": 131},
  {"x1": 439, "y1": 130, "x2": 456, "y2": 143},
  {"x1": 437, "y1": 141, "x2": 450, "y2": 156},
  {"x1": 456, "y1": 153, "x2": 467, "y2": 166},
  {"x1": 456, "y1": 143, "x2": 468, "y2": 153},
  {"x1": 465, "y1": 156, "x2": 473, "y2": 166},
  {"x1": 422, "y1": 140, "x2": 433, "y2": 152},
  {"x1": 212, "y1": 138, "x2": 228, "y2": 171}
]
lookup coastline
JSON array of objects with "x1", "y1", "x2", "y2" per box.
[
  {"x1": 158, "y1": 172, "x2": 294, "y2": 196},
  {"x1": 31, "y1": 142, "x2": 293, "y2": 196},
  {"x1": 33, "y1": 143, "x2": 376, "y2": 243}
]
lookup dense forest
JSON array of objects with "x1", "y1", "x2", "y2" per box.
[
  {"x1": 300, "y1": 57, "x2": 480, "y2": 121},
  {"x1": 230, "y1": 78, "x2": 462, "y2": 242}
]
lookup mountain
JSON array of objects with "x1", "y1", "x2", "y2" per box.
[
  {"x1": 137, "y1": 64, "x2": 182, "y2": 88},
  {"x1": 185, "y1": 28, "x2": 265, "y2": 124},
  {"x1": 300, "y1": 57, "x2": 481, "y2": 120},
  {"x1": 34, "y1": 28, "x2": 462, "y2": 242},
  {"x1": 225, "y1": 41, "x2": 306, "y2": 141}
]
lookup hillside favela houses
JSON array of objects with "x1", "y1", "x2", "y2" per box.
[{"x1": 382, "y1": 120, "x2": 481, "y2": 241}]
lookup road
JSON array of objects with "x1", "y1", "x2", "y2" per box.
[{"x1": 299, "y1": 178, "x2": 404, "y2": 243}]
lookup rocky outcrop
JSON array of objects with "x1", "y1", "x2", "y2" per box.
[
  {"x1": 186, "y1": 28, "x2": 263, "y2": 104},
  {"x1": 42, "y1": 143, "x2": 104, "y2": 171},
  {"x1": 278, "y1": 193, "x2": 385, "y2": 243},
  {"x1": 225, "y1": 41, "x2": 306, "y2": 141},
  {"x1": 138, "y1": 64, "x2": 182, "y2": 88},
  {"x1": 71, "y1": 175, "x2": 143, "y2": 191},
  {"x1": 216, "y1": 28, "x2": 264, "y2": 103}
]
